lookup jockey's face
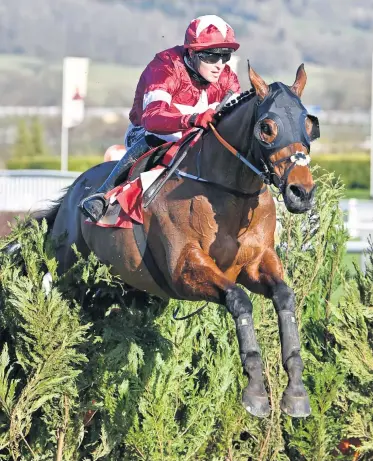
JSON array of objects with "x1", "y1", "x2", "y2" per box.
[{"x1": 190, "y1": 50, "x2": 227, "y2": 83}]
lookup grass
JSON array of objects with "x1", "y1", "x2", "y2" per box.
[
  {"x1": 0, "y1": 53, "x2": 143, "y2": 106},
  {"x1": 260, "y1": 62, "x2": 370, "y2": 110},
  {"x1": 343, "y1": 189, "x2": 371, "y2": 199},
  {"x1": 330, "y1": 253, "x2": 362, "y2": 304},
  {"x1": 344, "y1": 252, "x2": 360, "y2": 274},
  {"x1": 0, "y1": 53, "x2": 371, "y2": 109},
  {"x1": 85, "y1": 61, "x2": 143, "y2": 105},
  {"x1": 0, "y1": 54, "x2": 43, "y2": 72}
]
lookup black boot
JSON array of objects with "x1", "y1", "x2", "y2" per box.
[{"x1": 79, "y1": 137, "x2": 149, "y2": 222}]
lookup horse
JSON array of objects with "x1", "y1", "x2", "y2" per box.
[{"x1": 36, "y1": 63, "x2": 319, "y2": 418}]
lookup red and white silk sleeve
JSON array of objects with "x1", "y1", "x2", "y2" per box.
[{"x1": 141, "y1": 67, "x2": 191, "y2": 134}]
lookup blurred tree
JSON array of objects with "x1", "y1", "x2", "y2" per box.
[
  {"x1": 30, "y1": 117, "x2": 49, "y2": 156},
  {"x1": 12, "y1": 119, "x2": 32, "y2": 158},
  {"x1": 11, "y1": 118, "x2": 49, "y2": 159}
]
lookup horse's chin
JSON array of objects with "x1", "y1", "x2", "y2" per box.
[
  {"x1": 282, "y1": 183, "x2": 316, "y2": 214},
  {"x1": 283, "y1": 199, "x2": 313, "y2": 214}
]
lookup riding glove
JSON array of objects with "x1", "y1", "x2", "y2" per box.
[{"x1": 189, "y1": 108, "x2": 216, "y2": 129}]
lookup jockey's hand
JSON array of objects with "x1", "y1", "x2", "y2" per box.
[{"x1": 189, "y1": 108, "x2": 216, "y2": 130}]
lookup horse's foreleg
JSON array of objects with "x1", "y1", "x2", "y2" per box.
[
  {"x1": 174, "y1": 245, "x2": 270, "y2": 417},
  {"x1": 238, "y1": 249, "x2": 311, "y2": 418}
]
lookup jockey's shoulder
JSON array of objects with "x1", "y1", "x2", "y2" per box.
[{"x1": 152, "y1": 45, "x2": 184, "y2": 67}]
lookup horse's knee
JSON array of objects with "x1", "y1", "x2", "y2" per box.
[
  {"x1": 225, "y1": 286, "x2": 253, "y2": 318},
  {"x1": 272, "y1": 282, "x2": 295, "y2": 313}
]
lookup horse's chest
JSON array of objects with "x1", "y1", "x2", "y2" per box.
[{"x1": 210, "y1": 235, "x2": 240, "y2": 272}]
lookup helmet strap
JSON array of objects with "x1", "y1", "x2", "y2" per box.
[{"x1": 184, "y1": 51, "x2": 210, "y2": 86}]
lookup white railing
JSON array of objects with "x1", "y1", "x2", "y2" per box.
[
  {"x1": 341, "y1": 198, "x2": 373, "y2": 269},
  {"x1": 0, "y1": 169, "x2": 80, "y2": 212},
  {"x1": 346, "y1": 240, "x2": 371, "y2": 270},
  {"x1": 343, "y1": 198, "x2": 373, "y2": 238}
]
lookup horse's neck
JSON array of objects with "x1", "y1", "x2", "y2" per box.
[
  {"x1": 189, "y1": 96, "x2": 262, "y2": 194},
  {"x1": 218, "y1": 96, "x2": 257, "y2": 153}
]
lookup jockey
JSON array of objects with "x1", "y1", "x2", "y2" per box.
[{"x1": 80, "y1": 14, "x2": 241, "y2": 222}]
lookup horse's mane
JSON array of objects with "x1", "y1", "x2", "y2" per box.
[{"x1": 215, "y1": 88, "x2": 257, "y2": 121}]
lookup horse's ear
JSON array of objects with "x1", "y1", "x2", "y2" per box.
[
  {"x1": 247, "y1": 60, "x2": 269, "y2": 101},
  {"x1": 291, "y1": 63, "x2": 307, "y2": 98}
]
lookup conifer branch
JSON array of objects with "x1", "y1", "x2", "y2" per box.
[{"x1": 56, "y1": 395, "x2": 69, "y2": 461}]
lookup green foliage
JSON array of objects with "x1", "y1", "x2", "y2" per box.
[
  {"x1": 6, "y1": 155, "x2": 103, "y2": 172},
  {"x1": 0, "y1": 172, "x2": 373, "y2": 460},
  {"x1": 30, "y1": 118, "x2": 48, "y2": 157},
  {"x1": 354, "y1": 238, "x2": 373, "y2": 308},
  {"x1": 0, "y1": 220, "x2": 89, "y2": 459},
  {"x1": 313, "y1": 154, "x2": 370, "y2": 190},
  {"x1": 276, "y1": 171, "x2": 373, "y2": 460},
  {"x1": 10, "y1": 119, "x2": 49, "y2": 160},
  {"x1": 11, "y1": 120, "x2": 32, "y2": 158}
]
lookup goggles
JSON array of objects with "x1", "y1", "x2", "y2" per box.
[{"x1": 197, "y1": 51, "x2": 232, "y2": 64}]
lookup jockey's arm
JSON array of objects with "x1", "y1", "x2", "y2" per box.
[
  {"x1": 141, "y1": 64, "x2": 241, "y2": 135},
  {"x1": 140, "y1": 63, "x2": 191, "y2": 135},
  {"x1": 142, "y1": 100, "x2": 192, "y2": 134}
]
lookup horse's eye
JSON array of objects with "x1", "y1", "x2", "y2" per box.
[
  {"x1": 261, "y1": 122, "x2": 272, "y2": 136},
  {"x1": 305, "y1": 117, "x2": 313, "y2": 135}
]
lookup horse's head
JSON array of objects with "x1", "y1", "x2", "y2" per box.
[{"x1": 248, "y1": 63, "x2": 319, "y2": 213}]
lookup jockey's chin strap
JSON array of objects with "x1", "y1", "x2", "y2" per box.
[{"x1": 209, "y1": 123, "x2": 311, "y2": 194}]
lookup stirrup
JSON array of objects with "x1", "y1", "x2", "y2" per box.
[{"x1": 79, "y1": 192, "x2": 109, "y2": 223}]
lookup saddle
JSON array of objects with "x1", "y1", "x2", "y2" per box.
[{"x1": 89, "y1": 130, "x2": 199, "y2": 229}]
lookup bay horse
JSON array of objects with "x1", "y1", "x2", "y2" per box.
[{"x1": 38, "y1": 64, "x2": 319, "y2": 418}]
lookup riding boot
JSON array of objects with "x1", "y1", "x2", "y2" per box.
[{"x1": 79, "y1": 136, "x2": 150, "y2": 222}]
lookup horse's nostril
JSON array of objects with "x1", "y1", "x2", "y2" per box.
[
  {"x1": 287, "y1": 184, "x2": 317, "y2": 202},
  {"x1": 289, "y1": 184, "x2": 306, "y2": 200}
]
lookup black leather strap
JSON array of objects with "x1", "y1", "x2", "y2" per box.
[{"x1": 189, "y1": 113, "x2": 198, "y2": 127}]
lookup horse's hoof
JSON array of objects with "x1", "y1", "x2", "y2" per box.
[
  {"x1": 280, "y1": 392, "x2": 311, "y2": 418},
  {"x1": 242, "y1": 387, "x2": 271, "y2": 418}
]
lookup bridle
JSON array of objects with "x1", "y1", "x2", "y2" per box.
[
  {"x1": 209, "y1": 82, "x2": 319, "y2": 194},
  {"x1": 209, "y1": 123, "x2": 311, "y2": 194}
]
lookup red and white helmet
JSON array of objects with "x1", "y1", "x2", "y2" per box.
[{"x1": 184, "y1": 15, "x2": 240, "y2": 52}]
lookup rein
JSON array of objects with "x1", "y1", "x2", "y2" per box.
[
  {"x1": 209, "y1": 123, "x2": 311, "y2": 195},
  {"x1": 209, "y1": 123, "x2": 270, "y2": 185}
]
